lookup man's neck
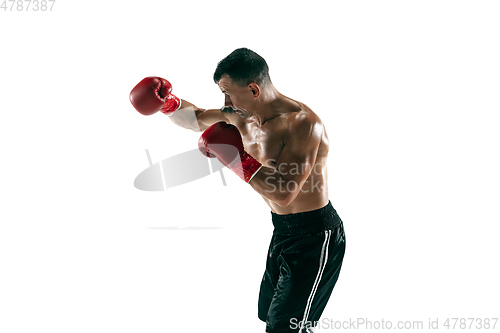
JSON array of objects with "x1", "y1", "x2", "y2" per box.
[
  {"x1": 250, "y1": 85, "x2": 288, "y2": 126},
  {"x1": 252, "y1": 92, "x2": 301, "y2": 126}
]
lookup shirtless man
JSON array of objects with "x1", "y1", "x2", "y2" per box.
[{"x1": 130, "y1": 48, "x2": 346, "y2": 333}]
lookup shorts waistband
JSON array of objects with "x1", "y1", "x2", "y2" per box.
[{"x1": 271, "y1": 201, "x2": 341, "y2": 236}]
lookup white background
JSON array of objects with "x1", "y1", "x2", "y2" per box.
[{"x1": 1, "y1": 1, "x2": 499, "y2": 332}]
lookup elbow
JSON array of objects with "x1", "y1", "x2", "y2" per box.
[
  {"x1": 276, "y1": 200, "x2": 292, "y2": 208},
  {"x1": 274, "y1": 191, "x2": 296, "y2": 207},
  {"x1": 268, "y1": 179, "x2": 302, "y2": 207},
  {"x1": 253, "y1": 174, "x2": 302, "y2": 207}
]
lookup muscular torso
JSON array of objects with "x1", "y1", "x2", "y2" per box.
[{"x1": 227, "y1": 101, "x2": 330, "y2": 215}]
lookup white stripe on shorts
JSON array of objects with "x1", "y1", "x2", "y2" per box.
[{"x1": 299, "y1": 229, "x2": 332, "y2": 333}]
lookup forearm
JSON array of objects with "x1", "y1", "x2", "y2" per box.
[
  {"x1": 250, "y1": 167, "x2": 299, "y2": 207},
  {"x1": 167, "y1": 99, "x2": 205, "y2": 132}
]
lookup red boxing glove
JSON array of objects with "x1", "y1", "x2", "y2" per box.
[
  {"x1": 199, "y1": 122, "x2": 262, "y2": 183},
  {"x1": 129, "y1": 77, "x2": 181, "y2": 115}
]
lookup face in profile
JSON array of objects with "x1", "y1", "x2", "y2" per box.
[{"x1": 218, "y1": 75, "x2": 257, "y2": 118}]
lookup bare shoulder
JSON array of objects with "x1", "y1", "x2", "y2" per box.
[{"x1": 285, "y1": 102, "x2": 324, "y2": 141}]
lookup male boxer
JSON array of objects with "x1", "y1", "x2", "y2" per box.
[{"x1": 130, "y1": 48, "x2": 346, "y2": 333}]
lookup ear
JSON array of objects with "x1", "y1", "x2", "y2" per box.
[{"x1": 248, "y1": 83, "x2": 261, "y2": 99}]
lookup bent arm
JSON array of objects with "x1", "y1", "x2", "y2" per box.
[{"x1": 249, "y1": 115, "x2": 323, "y2": 207}]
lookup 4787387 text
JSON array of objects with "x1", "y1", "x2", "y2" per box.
[{"x1": 1, "y1": 0, "x2": 56, "y2": 11}]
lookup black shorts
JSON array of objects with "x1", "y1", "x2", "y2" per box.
[{"x1": 258, "y1": 201, "x2": 346, "y2": 333}]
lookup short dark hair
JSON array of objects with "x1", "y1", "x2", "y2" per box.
[{"x1": 213, "y1": 48, "x2": 271, "y2": 87}]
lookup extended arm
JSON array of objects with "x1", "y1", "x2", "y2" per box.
[
  {"x1": 129, "y1": 76, "x2": 229, "y2": 132},
  {"x1": 168, "y1": 100, "x2": 226, "y2": 132}
]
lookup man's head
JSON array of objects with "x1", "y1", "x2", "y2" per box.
[
  {"x1": 214, "y1": 48, "x2": 274, "y2": 117},
  {"x1": 213, "y1": 48, "x2": 271, "y2": 88}
]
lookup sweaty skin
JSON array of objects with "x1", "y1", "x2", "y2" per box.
[{"x1": 169, "y1": 75, "x2": 329, "y2": 215}]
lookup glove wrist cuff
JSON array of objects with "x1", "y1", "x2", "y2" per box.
[
  {"x1": 228, "y1": 150, "x2": 263, "y2": 183},
  {"x1": 160, "y1": 95, "x2": 181, "y2": 115}
]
